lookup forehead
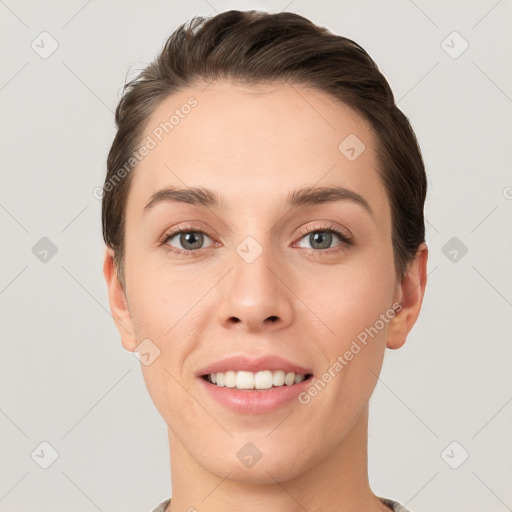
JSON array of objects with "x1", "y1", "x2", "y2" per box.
[{"x1": 125, "y1": 80, "x2": 390, "y2": 225}]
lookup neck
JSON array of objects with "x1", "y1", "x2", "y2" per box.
[{"x1": 167, "y1": 404, "x2": 388, "y2": 512}]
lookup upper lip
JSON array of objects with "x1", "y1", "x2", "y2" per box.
[{"x1": 195, "y1": 355, "x2": 313, "y2": 377}]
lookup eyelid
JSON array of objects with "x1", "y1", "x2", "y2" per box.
[
  {"x1": 292, "y1": 223, "x2": 353, "y2": 254},
  {"x1": 295, "y1": 222, "x2": 352, "y2": 243},
  {"x1": 158, "y1": 224, "x2": 216, "y2": 246}
]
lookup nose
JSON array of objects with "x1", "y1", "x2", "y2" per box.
[{"x1": 216, "y1": 242, "x2": 294, "y2": 332}]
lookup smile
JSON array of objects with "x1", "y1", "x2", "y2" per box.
[{"x1": 202, "y1": 370, "x2": 312, "y2": 390}]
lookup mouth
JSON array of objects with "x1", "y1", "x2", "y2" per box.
[
  {"x1": 195, "y1": 354, "x2": 314, "y2": 412},
  {"x1": 198, "y1": 369, "x2": 314, "y2": 414},
  {"x1": 200, "y1": 370, "x2": 314, "y2": 391}
]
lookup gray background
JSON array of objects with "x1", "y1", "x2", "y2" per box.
[{"x1": 1, "y1": 0, "x2": 511, "y2": 511}]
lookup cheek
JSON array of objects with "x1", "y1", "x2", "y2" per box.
[
  {"x1": 127, "y1": 259, "x2": 201, "y2": 337},
  {"x1": 305, "y1": 264, "x2": 394, "y2": 427},
  {"x1": 127, "y1": 264, "x2": 209, "y2": 409},
  {"x1": 304, "y1": 256, "x2": 395, "y2": 340}
]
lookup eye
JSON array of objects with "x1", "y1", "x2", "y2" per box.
[
  {"x1": 160, "y1": 226, "x2": 215, "y2": 256},
  {"x1": 158, "y1": 223, "x2": 352, "y2": 257},
  {"x1": 295, "y1": 224, "x2": 353, "y2": 253}
]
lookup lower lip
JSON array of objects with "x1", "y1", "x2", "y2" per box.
[{"x1": 197, "y1": 375, "x2": 313, "y2": 414}]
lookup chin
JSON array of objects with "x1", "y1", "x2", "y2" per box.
[{"x1": 199, "y1": 447, "x2": 312, "y2": 485}]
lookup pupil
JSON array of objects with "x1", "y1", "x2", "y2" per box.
[
  {"x1": 182, "y1": 232, "x2": 203, "y2": 250},
  {"x1": 311, "y1": 232, "x2": 332, "y2": 249}
]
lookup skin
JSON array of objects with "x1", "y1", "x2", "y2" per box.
[{"x1": 104, "y1": 80, "x2": 428, "y2": 512}]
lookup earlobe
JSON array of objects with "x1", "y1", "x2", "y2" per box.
[
  {"x1": 386, "y1": 243, "x2": 429, "y2": 350},
  {"x1": 102, "y1": 247, "x2": 138, "y2": 352}
]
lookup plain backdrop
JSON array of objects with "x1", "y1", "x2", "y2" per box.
[{"x1": 0, "y1": 1, "x2": 511, "y2": 511}]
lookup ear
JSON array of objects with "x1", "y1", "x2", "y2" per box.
[
  {"x1": 386, "y1": 242, "x2": 428, "y2": 350},
  {"x1": 103, "y1": 247, "x2": 138, "y2": 352}
]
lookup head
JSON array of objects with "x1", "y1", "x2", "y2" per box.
[{"x1": 103, "y1": 10, "x2": 428, "y2": 485}]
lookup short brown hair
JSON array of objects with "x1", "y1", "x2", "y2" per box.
[{"x1": 102, "y1": 10, "x2": 427, "y2": 285}]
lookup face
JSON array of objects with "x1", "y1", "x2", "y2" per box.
[{"x1": 107, "y1": 80, "x2": 415, "y2": 484}]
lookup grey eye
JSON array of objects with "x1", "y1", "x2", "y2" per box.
[
  {"x1": 167, "y1": 231, "x2": 213, "y2": 251},
  {"x1": 297, "y1": 231, "x2": 342, "y2": 250}
]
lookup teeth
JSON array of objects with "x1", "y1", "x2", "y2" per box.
[{"x1": 206, "y1": 370, "x2": 307, "y2": 390}]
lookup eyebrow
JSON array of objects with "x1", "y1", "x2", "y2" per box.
[{"x1": 143, "y1": 185, "x2": 374, "y2": 218}]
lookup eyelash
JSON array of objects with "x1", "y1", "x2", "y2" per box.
[
  {"x1": 158, "y1": 224, "x2": 216, "y2": 258},
  {"x1": 296, "y1": 224, "x2": 353, "y2": 255},
  {"x1": 158, "y1": 223, "x2": 353, "y2": 257}
]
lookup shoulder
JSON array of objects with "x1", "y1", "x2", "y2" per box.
[
  {"x1": 151, "y1": 496, "x2": 412, "y2": 512},
  {"x1": 149, "y1": 497, "x2": 171, "y2": 512},
  {"x1": 379, "y1": 496, "x2": 413, "y2": 512}
]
